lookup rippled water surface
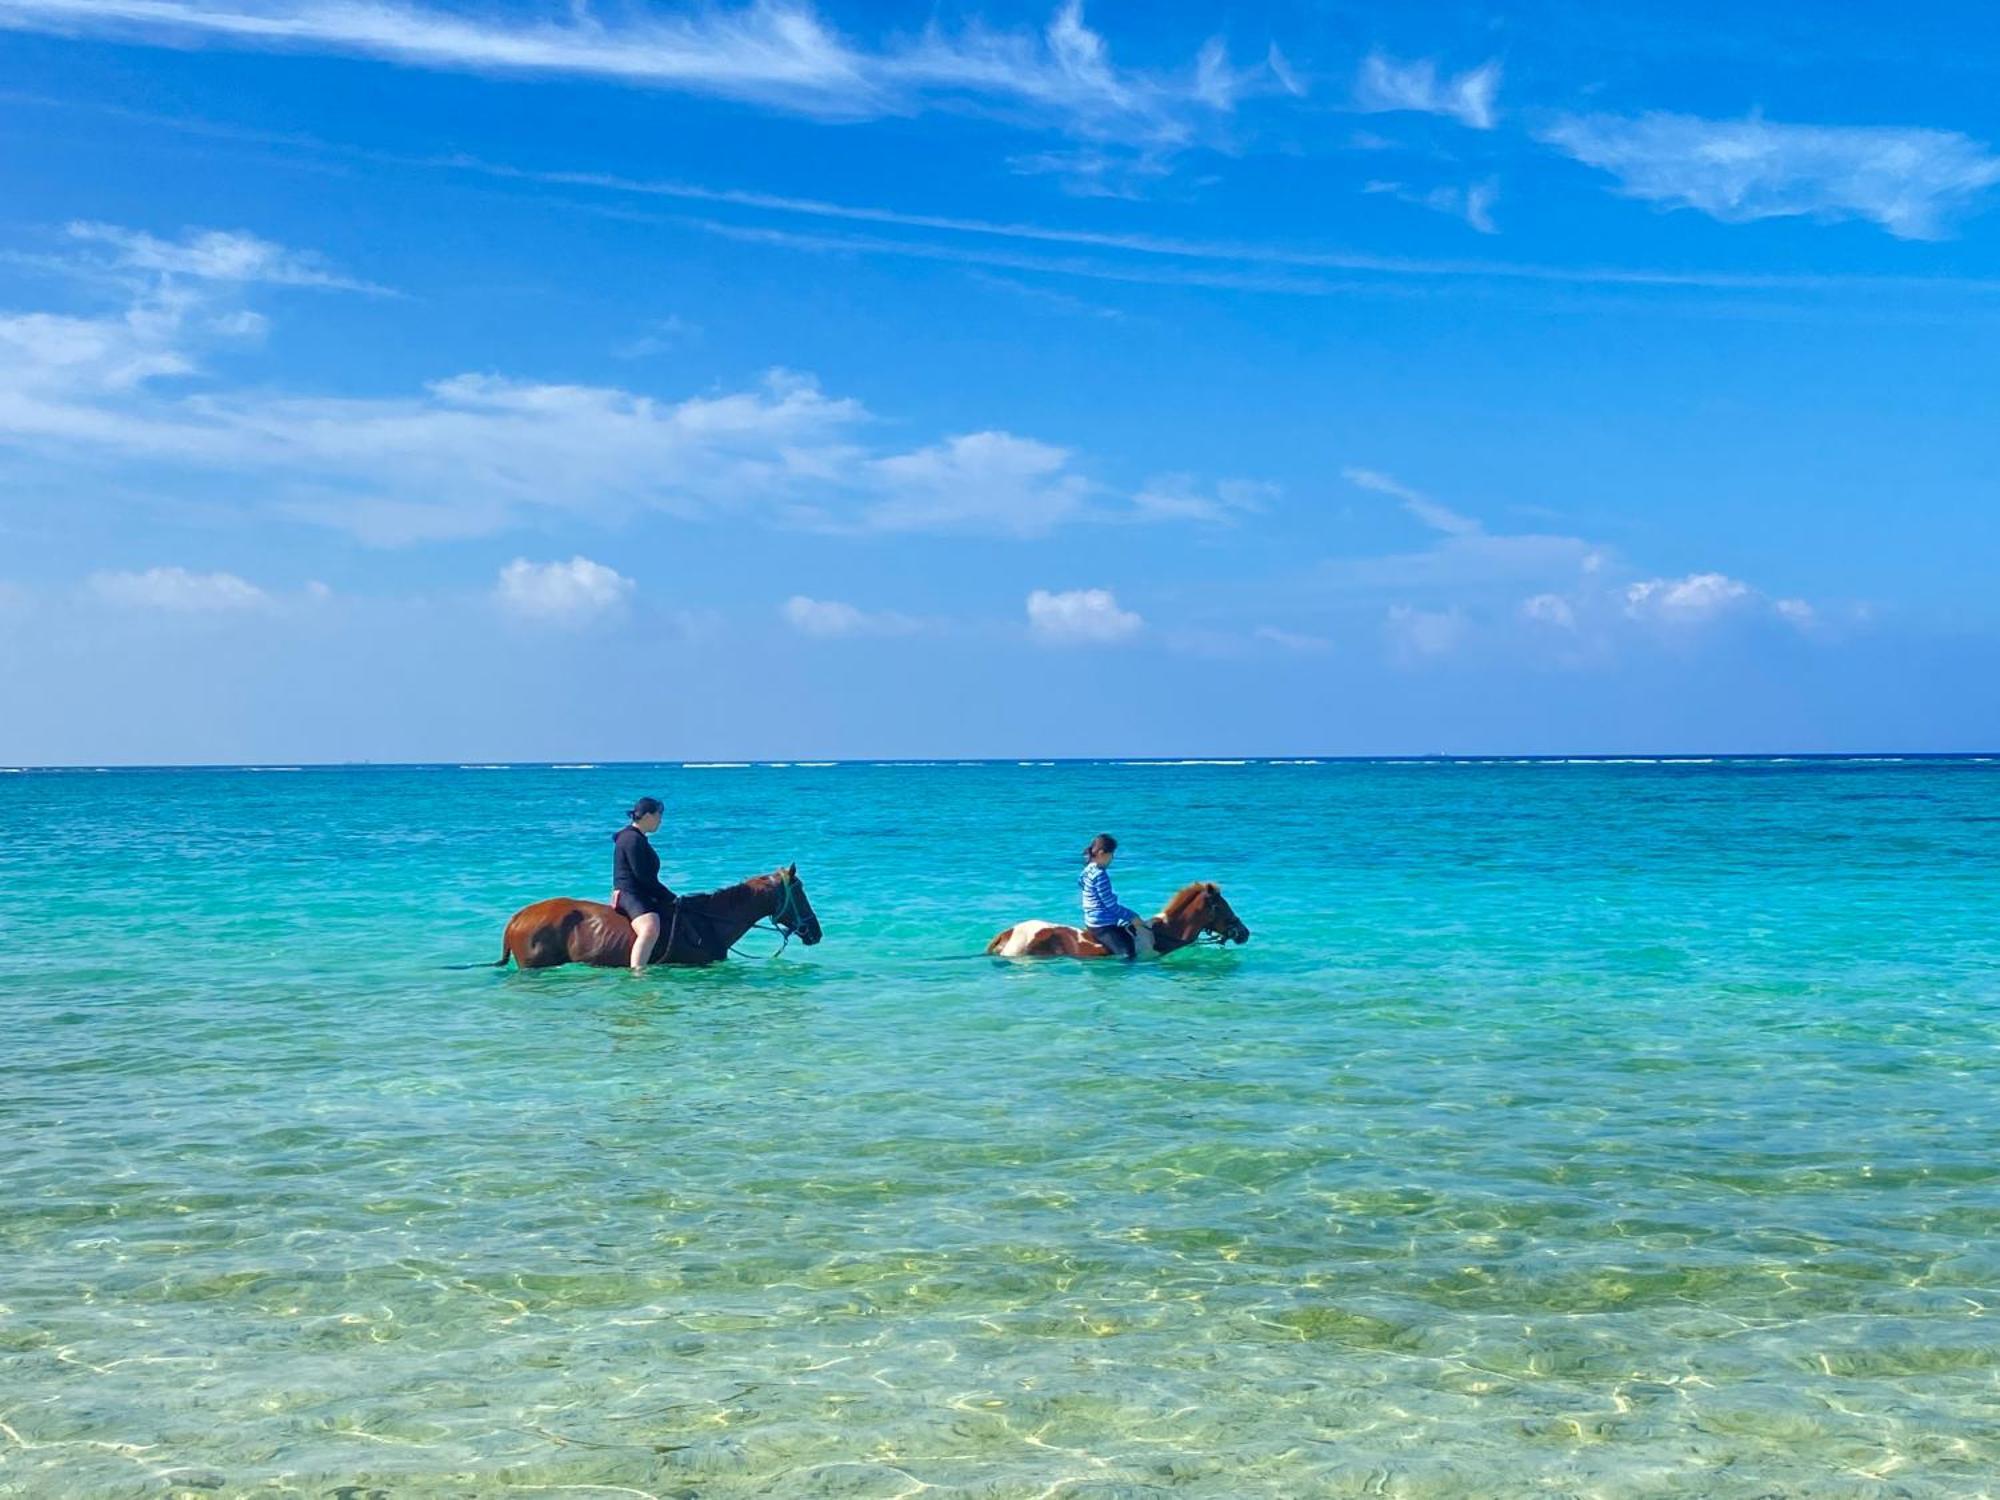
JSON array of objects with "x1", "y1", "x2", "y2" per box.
[{"x1": 5, "y1": 759, "x2": 1999, "y2": 1498}]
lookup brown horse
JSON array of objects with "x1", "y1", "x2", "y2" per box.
[
  {"x1": 986, "y1": 881, "x2": 1250, "y2": 959},
  {"x1": 498, "y1": 865, "x2": 822, "y2": 969}
]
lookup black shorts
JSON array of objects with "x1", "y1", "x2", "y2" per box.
[
  {"x1": 614, "y1": 890, "x2": 665, "y2": 920},
  {"x1": 1087, "y1": 924, "x2": 1137, "y2": 959}
]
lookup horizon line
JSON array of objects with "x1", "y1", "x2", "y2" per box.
[{"x1": 3, "y1": 752, "x2": 1994, "y2": 773}]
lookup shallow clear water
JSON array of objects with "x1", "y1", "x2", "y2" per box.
[{"x1": 4, "y1": 759, "x2": 1999, "y2": 1498}]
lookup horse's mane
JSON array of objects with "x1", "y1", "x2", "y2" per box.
[
  {"x1": 1160, "y1": 881, "x2": 1217, "y2": 921},
  {"x1": 686, "y1": 869, "x2": 783, "y2": 904}
]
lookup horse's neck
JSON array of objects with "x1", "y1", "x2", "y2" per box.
[
  {"x1": 1148, "y1": 888, "x2": 1207, "y2": 955},
  {"x1": 699, "y1": 879, "x2": 774, "y2": 948}
]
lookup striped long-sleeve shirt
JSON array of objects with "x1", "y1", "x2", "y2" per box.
[{"x1": 1079, "y1": 863, "x2": 1139, "y2": 929}]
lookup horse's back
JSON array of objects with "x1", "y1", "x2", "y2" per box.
[
  {"x1": 505, "y1": 898, "x2": 628, "y2": 968},
  {"x1": 989, "y1": 919, "x2": 1091, "y2": 958},
  {"x1": 988, "y1": 917, "x2": 1158, "y2": 959}
]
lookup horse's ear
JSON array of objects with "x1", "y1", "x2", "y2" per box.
[
  {"x1": 1205, "y1": 882, "x2": 1220, "y2": 895},
  {"x1": 785, "y1": 862, "x2": 798, "y2": 879}
]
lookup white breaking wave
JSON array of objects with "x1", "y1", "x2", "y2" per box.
[{"x1": 1116, "y1": 759, "x2": 1250, "y2": 767}]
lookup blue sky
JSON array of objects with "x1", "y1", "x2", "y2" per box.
[{"x1": 2, "y1": 0, "x2": 1997, "y2": 762}]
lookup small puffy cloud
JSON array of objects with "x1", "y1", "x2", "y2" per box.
[
  {"x1": 1386, "y1": 603, "x2": 1464, "y2": 660},
  {"x1": 1538, "y1": 113, "x2": 2000, "y2": 240},
  {"x1": 780, "y1": 595, "x2": 921, "y2": 638},
  {"x1": 1521, "y1": 592, "x2": 1576, "y2": 629},
  {"x1": 862, "y1": 431, "x2": 1093, "y2": 536},
  {"x1": 494, "y1": 556, "x2": 633, "y2": 624},
  {"x1": 1353, "y1": 52, "x2": 1499, "y2": 130},
  {"x1": 1027, "y1": 587, "x2": 1142, "y2": 644},
  {"x1": 87, "y1": 566, "x2": 270, "y2": 611},
  {"x1": 1624, "y1": 572, "x2": 1752, "y2": 624},
  {"x1": 1774, "y1": 597, "x2": 1816, "y2": 628}
]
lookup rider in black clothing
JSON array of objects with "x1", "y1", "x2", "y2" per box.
[{"x1": 611, "y1": 797, "x2": 675, "y2": 971}]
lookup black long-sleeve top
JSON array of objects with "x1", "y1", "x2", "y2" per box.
[{"x1": 612, "y1": 825, "x2": 675, "y2": 914}]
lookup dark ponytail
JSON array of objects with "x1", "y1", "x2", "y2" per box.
[
  {"x1": 1082, "y1": 833, "x2": 1118, "y2": 862},
  {"x1": 629, "y1": 796, "x2": 664, "y2": 822}
]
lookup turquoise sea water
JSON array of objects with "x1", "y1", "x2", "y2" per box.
[{"x1": 4, "y1": 758, "x2": 1999, "y2": 1499}]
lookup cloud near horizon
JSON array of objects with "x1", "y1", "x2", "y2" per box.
[{"x1": 1337, "y1": 470, "x2": 1828, "y2": 664}]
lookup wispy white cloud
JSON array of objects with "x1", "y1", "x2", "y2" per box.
[
  {"x1": 1331, "y1": 468, "x2": 1601, "y2": 595},
  {"x1": 1363, "y1": 178, "x2": 1499, "y2": 234},
  {"x1": 493, "y1": 556, "x2": 633, "y2": 624},
  {"x1": 1342, "y1": 467, "x2": 1488, "y2": 539},
  {"x1": 1264, "y1": 42, "x2": 1303, "y2": 99},
  {"x1": 1255, "y1": 625, "x2": 1333, "y2": 653},
  {"x1": 0, "y1": 0, "x2": 1282, "y2": 160},
  {"x1": 87, "y1": 565, "x2": 271, "y2": 611},
  {"x1": 409, "y1": 151, "x2": 2000, "y2": 295},
  {"x1": 1006, "y1": 144, "x2": 1175, "y2": 199},
  {"x1": 1353, "y1": 52, "x2": 1499, "y2": 130},
  {"x1": 613, "y1": 314, "x2": 700, "y2": 359},
  {"x1": 1130, "y1": 473, "x2": 1273, "y2": 524},
  {"x1": 780, "y1": 594, "x2": 922, "y2": 638},
  {"x1": 1027, "y1": 587, "x2": 1141, "y2": 644},
  {"x1": 964, "y1": 270, "x2": 1124, "y2": 320},
  {"x1": 65, "y1": 221, "x2": 390, "y2": 292},
  {"x1": 1539, "y1": 112, "x2": 2000, "y2": 239}
]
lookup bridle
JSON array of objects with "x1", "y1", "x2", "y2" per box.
[
  {"x1": 1194, "y1": 892, "x2": 1243, "y2": 947},
  {"x1": 733, "y1": 872, "x2": 808, "y2": 957}
]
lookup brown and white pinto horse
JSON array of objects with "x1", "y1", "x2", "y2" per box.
[
  {"x1": 986, "y1": 881, "x2": 1250, "y2": 959},
  {"x1": 498, "y1": 865, "x2": 822, "y2": 969}
]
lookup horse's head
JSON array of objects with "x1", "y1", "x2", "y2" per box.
[
  {"x1": 1192, "y1": 882, "x2": 1251, "y2": 945},
  {"x1": 769, "y1": 863, "x2": 823, "y2": 946}
]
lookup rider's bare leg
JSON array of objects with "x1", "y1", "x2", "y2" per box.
[{"x1": 630, "y1": 911, "x2": 661, "y2": 972}]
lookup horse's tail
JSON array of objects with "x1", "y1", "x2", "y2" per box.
[{"x1": 442, "y1": 940, "x2": 513, "y2": 971}]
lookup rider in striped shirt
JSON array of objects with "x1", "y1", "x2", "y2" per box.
[{"x1": 1080, "y1": 833, "x2": 1141, "y2": 960}]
